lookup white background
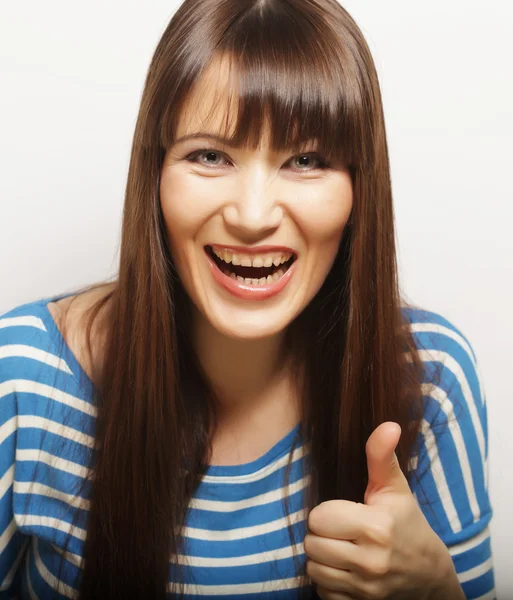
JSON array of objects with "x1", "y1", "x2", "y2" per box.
[{"x1": 0, "y1": 1, "x2": 511, "y2": 596}]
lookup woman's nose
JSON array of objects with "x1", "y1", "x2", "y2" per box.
[{"x1": 222, "y1": 174, "x2": 284, "y2": 238}]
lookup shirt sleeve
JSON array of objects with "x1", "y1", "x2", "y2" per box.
[
  {"x1": 409, "y1": 323, "x2": 495, "y2": 600},
  {"x1": 0, "y1": 325, "x2": 29, "y2": 597}
]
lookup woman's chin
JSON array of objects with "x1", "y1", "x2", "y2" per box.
[{"x1": 205, "y1": 310, "x2": 291, "y2": 341}]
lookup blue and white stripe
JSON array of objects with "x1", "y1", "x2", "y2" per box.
[{"x1": 0, "y1": 296, "x2": 495, "y2": 599}]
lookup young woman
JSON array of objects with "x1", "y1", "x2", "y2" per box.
[{"x1": 0, "y1": 1, "x2": 494, "y2": 599}]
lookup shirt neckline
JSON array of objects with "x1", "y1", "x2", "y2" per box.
[{"x1": 202, "y1": 421, "x2": 302, "y2": 477}]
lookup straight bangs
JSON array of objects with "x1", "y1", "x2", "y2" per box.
[{"x1": 157, "y1": 0, "x2": 375, "y2": 172}]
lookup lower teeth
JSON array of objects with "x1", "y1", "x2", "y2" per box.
[{"x1": 222, "y1": 269, "x2": 286, "y2": 285}]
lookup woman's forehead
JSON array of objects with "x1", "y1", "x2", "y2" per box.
[
  {"x1": 166, "y1": 52, "x2": 351, "y2": 163},
  {"x1": 174, "y1": 84, "x2": 312, "y2": 153},
  {"x1": 174, "y1": 56, "x2": 250, "y2": 143}
]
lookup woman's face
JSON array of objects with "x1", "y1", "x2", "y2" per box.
[{"x1": 159, "y1": 59, "x2": 353, "y2": 340}]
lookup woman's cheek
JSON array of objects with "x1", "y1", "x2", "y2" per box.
[
  {"x1": 160, "y1": 173, "x2": 215, "y2": 231},
  {"x1": 292, "y1": 199, "x2": 352, "y2": 246},
  {"x1": 290, "y1": 175, "x2": 353, "y2": 235}
]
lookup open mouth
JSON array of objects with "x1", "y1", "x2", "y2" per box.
[{"x1": 205, "y1": 245, "x2": 297, "y2": 285}]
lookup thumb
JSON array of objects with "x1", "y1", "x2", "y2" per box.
[{"x1": 365, "y1": 422, "x2": 409, "y2": 502}]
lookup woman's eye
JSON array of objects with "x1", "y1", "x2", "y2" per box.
[
  {"x1": 187, "y1": 149, "x2": 229, "y2": 168},
  {"x1": 185, "y1": 149, "x2": 328, "y2": 171},
  {"x1": 290, "y1": 154, "x2": 327, "y2": 171}
]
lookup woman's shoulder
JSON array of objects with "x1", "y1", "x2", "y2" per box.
[
  {"x1": 401, "y1": 304, "x2": 481, "y2": 390},
  {"x1": 0, "y1": 292, "x2": 62, "y2": 359},
  {"x1": 404, "y1": 305, "x2": 489, "y2": 506},
  {"x1": 402, "y1": 304, "x2": 477, "y2": 359},
  {"x1": 401, "y1": 304, "x2": 487, "y2": 456},
  {"x1": 46, "y1": 283, "x2": 115, "y2": 386},
  {"x1": 0, "y1": 283, "x2": 115, "y2": 390}
]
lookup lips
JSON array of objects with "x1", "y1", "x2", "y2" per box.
[
  {"x1": 204, "y1": 246, "x2": 297, "y2": 301},
  {"x1": 205, "y1": 246, "x2": 296, "y2": 281}
]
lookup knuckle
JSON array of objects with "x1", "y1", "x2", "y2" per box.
[
  {"x1": 354, "y1": 585, "x2": 374, "y2": 600},
  {"x1": 361, "y1": 580, "x2": 388, "y2": 600},
  {"x1": 368, "y1": 551, "x2": 391, "y2": 576},
  {"x1": 362, "y1": 550, "x2": 391, "y2": 582},
  {"x1": 307, "y1": 501, "x2": 335, "y2": 533},
  {"x1": 303, "y1": 533, "x2": 313, "y2": 555},
  {"x1": 305, "y1": 558, "x2": 311, "y2": 575},
  {"x1": 367, "y1": 512, "x2": 394, "y2": 545},
  {"x1": 305, "y1": 558, "x2": 316, "y2": 578},
  {"x1": 307, "y1": 504, "x2": 323, "y2": 531},
  {"x1": 307, "y1": 510, "x2": 317, "y2": 532}
]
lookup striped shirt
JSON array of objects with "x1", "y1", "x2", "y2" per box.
[{"x1": 0, "y1": 293, "x2": 495, "y2": 599}]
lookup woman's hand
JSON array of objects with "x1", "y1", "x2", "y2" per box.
[{"x1": 304, "y1": 422, "x2": 464, "y2": 600}]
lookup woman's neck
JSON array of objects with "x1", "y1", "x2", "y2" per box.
[{"x1": 191, "y1": 307, "x2": 294, "y2": 419}]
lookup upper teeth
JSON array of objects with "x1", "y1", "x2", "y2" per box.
[{"x1": 212, "y1": 248, "x2": 293, "y2": 267}]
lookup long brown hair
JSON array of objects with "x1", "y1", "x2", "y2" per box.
[{"x1": 50, "y1": 0, "x2": 437, "y2": 597}]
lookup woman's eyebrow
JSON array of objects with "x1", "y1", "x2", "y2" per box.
[
  {"x1": 172, "y1": 132, "x2": 320, "y2": 153},
  {"x1": 173, "y1": 132, "x2": 237, "y2": 147}
]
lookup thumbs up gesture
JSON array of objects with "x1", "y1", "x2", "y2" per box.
[{"x1": 304, "y1": 422, "x2": 462, "y2": 599}]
